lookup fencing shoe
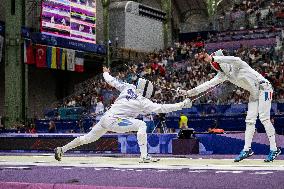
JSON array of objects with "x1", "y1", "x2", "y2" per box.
[
  {"x1": 234, "y1": 148, "x2": 254, "y2": 162},
  {"x1": 139, "y1": 155, "x2": 160, "y2": 163},
  {"x1": 264, "y1": 147, "x2": 281, "y2": 162},
  {"x1": 54, "y1": 147, "x2": 63, "y2": 161}
]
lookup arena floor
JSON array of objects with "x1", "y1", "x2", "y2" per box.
[{"x1": 0, "y1": 154, "x2": 284, "y2": 189}]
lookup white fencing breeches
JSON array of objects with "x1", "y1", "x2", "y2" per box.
[
  {"x1": 62, "y1": 115, "x2": 148, "y2": 158},
  {"x1": 245, "y1": 82, "x2": 277, "y2": 151},
  {"x1": 101, "y1": 115, "x2": 148, "y2": 158}
]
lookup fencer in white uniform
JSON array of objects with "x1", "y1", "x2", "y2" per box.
[
  {"x1": 178, "y1": 50, "x2": 281, "y2": 162},
  {"x1": 55, "y1": 67, "x2": 192, "y2": 162}
]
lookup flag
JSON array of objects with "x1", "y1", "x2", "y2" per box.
[
  {"x1": 35, "y1": 44, "x2": 47, "y2": 68},
  {"x1": 51, "y1": 47, "x2": 57, "y2": 69},
  {"x1": 24, "y1": 40, "x2": 35, "y2": 64},
  {"x1": 0, "y1": 35, "x2": 3, "y2": 62},
  {"x1": 75, "y1": 51, "x2": 84, "y2": 72},
  {"x1": 264, "y1": 92, "x2": 273, "y2": 101},
  {"x1": 56, "y1": 47, "x2": 62, "y2": 69},
  {"x1": 46, "y1": 46, "x2": 52, "y2": 68},
  {"x1": 66, "y1": 49, "x2": 75, "y2": 71},
  {"x1": 61, "y1": 49, "x2": 66, "y2": 70}
]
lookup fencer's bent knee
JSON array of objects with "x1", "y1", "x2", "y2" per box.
[
  {"x1": 245, "y1": 112, "x2": 258, "y2": 125},
  {"x1": 78, "y1": 135, "x2": 89, "y2": 145},
  {"x1": 77, "y1": 128, "x2": 97, "y2": 145},
  {"x1": 246, "y1": 122, "x2": 255, "y2": 128},
  {"x1": 259, "y1": 114, "x2": 270, "y2": 124},
  {"x1": 261, "y1": 119, "x2": 275, "y2": 138},
  {"x1": 261, "y1": 119, "x2": 274, "y2": 128},
  {"x1": 245, "y1": 118, "x2": 256, "y2": 125}
]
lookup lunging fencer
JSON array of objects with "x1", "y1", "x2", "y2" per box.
[
  {"x1": 55, "y1": 67, "x2": 192, "y2": 163},
  {"x1": 178, "y1": 49, "x2": 281, "y2": 162}
]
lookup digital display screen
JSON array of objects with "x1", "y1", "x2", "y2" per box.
[{"x1": 41, "y1": 0, "x2": 96, "y2": 44}]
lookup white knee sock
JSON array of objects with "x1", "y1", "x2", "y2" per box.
[
  {"x1": 262, "y1": 120, "x2": 277, "y2": 151},
  {"x1": 244, "y1": 123, "x2": 255, "y2": 151}
]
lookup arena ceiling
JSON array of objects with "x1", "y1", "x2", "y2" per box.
[
  {"x1": 173, "y1": 0, "x2": 208, "y2": 22},
  {"x1": 174, "y1": 0, "x2": 233, "y2": 20},
  {"x1": 0, "y1": 0, "x2": 232, "y2": 24}
]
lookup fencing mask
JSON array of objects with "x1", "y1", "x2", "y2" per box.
[
  {"x1": 136, "y1": 78, "x2": 155, "y2": 98},
  {"x1": 211, "y1": 49, "x2": 224, "y2": 56}
]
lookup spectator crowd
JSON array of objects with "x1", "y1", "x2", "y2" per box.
[{"x1": 215, "y1": 0, "x2": 284, "y2": 31}]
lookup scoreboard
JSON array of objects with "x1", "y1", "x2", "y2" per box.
[{"x1": 41, "y1": 0, "x2": 96, "y2": 44}]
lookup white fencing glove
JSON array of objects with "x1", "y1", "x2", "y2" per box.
[{"x1": 176, "y1": 87, "x2": 188, "y2": 96}]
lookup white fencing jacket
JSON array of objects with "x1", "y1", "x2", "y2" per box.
[
  {"x1": 103, "y1": 72, "x2": 187, "y2": 118},
  {"x1": 188, "y1": 56, "x2": 270, "y2": 101}
]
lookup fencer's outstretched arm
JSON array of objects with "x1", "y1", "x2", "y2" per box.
[
  {"x1": 103, "y1": 67, "x2": 134, "y2": 92},
  {"x1": 141, "y1": 98, "x2": 192, "y2": 114},
  {"x1": 186, "y1": 72, "x2": 226, "y2": 97},
  {"x1": 212, "y1": 55, "x2": 249, "y2": 68}
]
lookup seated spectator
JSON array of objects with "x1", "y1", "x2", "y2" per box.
[
  {"x1": 67, "y1": 98, "x2": 76, "y2": 107},
  {"x1": 48, "y1": 121, "x2": 57, "y2": 133},
  {"x1": 15, "y1": 123, "x2": 26, "y2": 133},
  {"x1": 68, "y1": 129, "x2": 76, "y2": 133},
  {"x1": 28, "y1": 123, "x2": 37, "y2": 134}
]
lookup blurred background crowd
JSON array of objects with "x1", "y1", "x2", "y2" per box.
[{"x1": 60, "y1": 43, "x2": 284, "y2": 111}]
